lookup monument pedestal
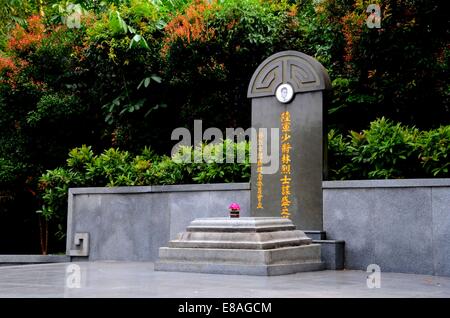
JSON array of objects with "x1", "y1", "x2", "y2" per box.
[{"x1": 155, "y1": 217, "x2": 324, "y2": 276}]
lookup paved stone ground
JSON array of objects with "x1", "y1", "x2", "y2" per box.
[{"x1": 0, "y1": 262, "x2": 449, "y2": 298}]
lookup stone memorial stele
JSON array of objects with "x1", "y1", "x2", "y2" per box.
[
  {"x1": 247, "y1": 50, "x2": 331, "y2": 231},
  {"x1": 155, "y1": 51, "x2": 328, "y2": 276}
]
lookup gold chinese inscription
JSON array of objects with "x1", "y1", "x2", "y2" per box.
[
  {"x1": 280, "y1": 111, "x2": 292, "y2": 219},
  {"x1": 256, "y1": 130, "x2": 264, "y2": 209}
]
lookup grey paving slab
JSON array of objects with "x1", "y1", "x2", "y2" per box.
[{"x1": 0, "y1": 262, "x2": 449, "y2": 298}]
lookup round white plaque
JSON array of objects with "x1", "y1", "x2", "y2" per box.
[{"x1": 275, "y1": 83, "x2": 294, "y2": 104}]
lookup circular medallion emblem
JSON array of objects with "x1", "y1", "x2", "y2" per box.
[{"x1": 275, "y1": 83, "x2": 294, "y2": 104}]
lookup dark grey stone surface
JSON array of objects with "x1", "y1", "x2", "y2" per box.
[
  {"x1": 248, "y1": 51, "x2": 330, "y2": 231},
  {"x1": 304, "y1": 231, "x2": 326, "y2": 240},
  {"x1": 168, "y1": 191, "x2": 212, "y2": 239},
  {"x1": 207, "y1": 189, "x2": 251, "y2": 220},
  {"x1": 432, "y1": 188, "x2": 450, "y2": 277},
  {"x1": 68, "y1": 193, "x2": 170, "y2": 261},
  {"x1": 323, "y1": 179, "x2": 450, "y2": 188},
  {"x1": 152, "y1": 183, "x2": 250, "y2": 192},
  {"x1": 168, "y1": 191, "x2": 251, "y2": 240},
  {"x1": 314, "y1": 240, "x2": 345, "y2": 270},
  {"x1": 69, "y1": 183, "x2": 250, "y2": 194},
  {"x1": 323, "y1": 181, "x2": 450, "y2": 276},
  {"x1": 324, "y1": 188, "x2": 375, "y2": 270},
  {"x1": 304, "y1": 231, "x2": 344, "y2": 270},
  {"x1": 372, "y1": 188, "x2": 433, "y2": 274},
  {"x1": 0, "y1": 255, "x2": 69, "y2": 266},
  {"x1": 147, "y1": 193, "x2": 171, "y2": 260},
  {"x1": 69, "y1": 186, "x2": 154, "y2": 194}
]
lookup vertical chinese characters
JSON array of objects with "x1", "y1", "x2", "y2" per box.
[
  {"x1": 280, "y1": 111, "x2": 292, "y2": 218},
  {"x1": 256, "y1": 130, "x2": 264, "y2": 209}
]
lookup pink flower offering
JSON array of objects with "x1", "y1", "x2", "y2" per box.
[{"x1": 228, "y1": 202, "x2": 240, "y2": 211}]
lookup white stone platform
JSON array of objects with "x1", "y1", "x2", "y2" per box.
[{"x1": 155, "y1": 217, "x2": 324, "y2": 275}]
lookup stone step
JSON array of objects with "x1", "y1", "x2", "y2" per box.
[
  {"x1": 169, "y1": 238, "x2": 311, "y2": 250},
  {"x1": 155, "y1": 260, "x2": 324, "y2": 276},
  {"x1": 158, "y1": 244, "x2": 322, "y2": 265},
  {"x1": 169, "y1": 230, "x2": 312, "y2": 249},
  {"x1": 186, "y1": 217, "x2": 296, "y2": 233}
]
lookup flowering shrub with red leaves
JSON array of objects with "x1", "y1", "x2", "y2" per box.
[
  {"x1": 162, "y1": 0, "x2": 218, "y2": 55},
  {"x1": 7, "y1": 15, "x2": 47, "y2": 54},
  {"x1": 0, "y1": 56, "x2": 29, "y2": 89},
  {"x1": 0, "y1": 56, "x2": 17, "y2": 75},
  {"x1": 341, "y1": 11, "x2": 365, "y2": 63}
]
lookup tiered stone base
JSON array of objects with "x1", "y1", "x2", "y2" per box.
[{"x1": 155, "y1": 217, "x2": 324, "y2": 276}]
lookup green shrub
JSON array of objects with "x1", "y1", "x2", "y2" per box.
[
  {"x1": 172, "y1": 140, "x2": 251, "y2": 183},
  {"x1": 66, "y1": 144, "x2": 95, "y2": 172},
  {"x1": 418, "y1": 126, "x2": 450, "y2": 177},
  {"x1": 328, "y1": 118, "x2": 450, "y2": 180},
  {"x1": 0, "y1": 157, "x2": 28, "y2": 184},
  {"x1": 327, "y1": 128, "x2": 353, "y2": 180},
  {"x1": 27, "y1": 92, "x2": 84, "y2": 126},
  {"x1": 38, "y1": 167, "x2": 84, "y2": 221},
  {"x1": 38, "y1": 139, "x2": 251, "y2": 238},
  {"x1": 350, "y1": 118, "x2": 420, "y2": 179}
]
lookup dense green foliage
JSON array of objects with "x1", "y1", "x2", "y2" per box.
[
  {"x1": 328, "y1": 118, "x2": 450, "y2": 179},
  {"x1": 38, "y1": 141, "x2": 250, "y2": 244},
  {"x1": 0, "y1": 0, "x2": 449, "y2": 253}
]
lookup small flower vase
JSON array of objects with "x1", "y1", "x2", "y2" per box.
[
  {"x1": 229, "y1": 209, "x2": 240, "y2": 218},
  {"x1": 228, "y1": 202, "x2": 241, "y2": 218}
]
